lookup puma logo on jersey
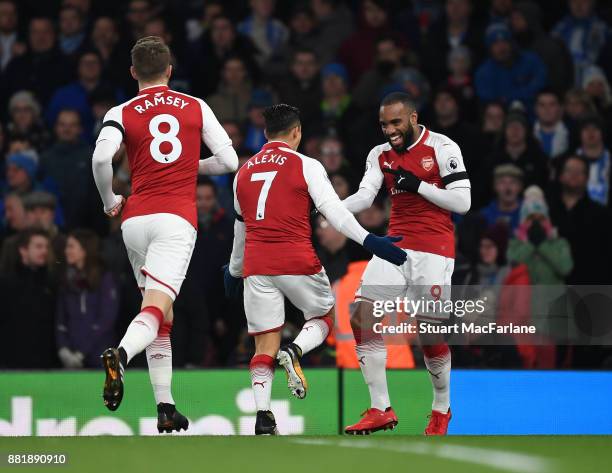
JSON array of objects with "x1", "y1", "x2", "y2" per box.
[
  {"x1": 134, "y1": 95, "x2": 190, "y2": 114},
  {"x1": 253, "y1": 381, "x2": 267, "y2": 388},
  {"x1": 383, "y1": 161, "x2": 394, "y2": 169}
]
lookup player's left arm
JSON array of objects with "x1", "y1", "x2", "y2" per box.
[
  {"x1": 228, "y1": 173, "x2": 245, "y2": 277},
  {"x1": 92, "y1": 106, "x2": 125, "y2": 216},
  {"x1": 197, "y1": 99, "x2": 239, "y2": 175},
  {"x1": 420, "y1": 140, "x2": 471, "y2": 214}
]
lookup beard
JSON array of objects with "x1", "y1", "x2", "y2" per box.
[{"x1": 386, "y1": 126, "x2": 414, "y2": 153}]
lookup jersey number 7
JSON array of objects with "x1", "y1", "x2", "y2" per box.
[{"x1": 250, "y1": 171, "x2": 277, "y2": 220}]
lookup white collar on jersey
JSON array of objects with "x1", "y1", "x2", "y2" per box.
[
  {"x1": 406, "y1": 125, "x2": 427, "y2": 152},
  {"x1": 265, "y1": 140, "x2": 291, "y2": 148}
]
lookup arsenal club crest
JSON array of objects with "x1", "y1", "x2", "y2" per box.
[{"x1": 421, "y1": 156, "x2": 434, "y2": 171}]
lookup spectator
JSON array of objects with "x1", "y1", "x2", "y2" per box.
[
  {"x1": 0, "y1": 192, "x2": 26, "y2": 240},
  {"x1": 309, "y1": 0, "x2": 354, "y2": 65},
  {"x1": 421, "y1": 0, "x2": 484, "y2": 86},
  {"x1": 319, "y1": 62, "x2": 366, "y2": 155},
  {"x1": 431, "y1": 87, "x2": 481, "y2": 172},
  {"x1": 329, "y1": 172, "x2": 351, "y2": 200},
  {"x1": 338, "y1": 0, "x2": 405, "y2": 83},
  {"x1": 317, "y1": 135, "x2": 352, "y2": 177},
  {"x1": 353, "y1": 36, "x2": 407, "y2": 110},
  {"x1": 581, "y1": 65, "x2": 612, "y2": 131},
  {"x1": 489, "y1": 0, "x2": 513, "y2": 25},
  {"x1": 549, "y1": 155, "x2": 612, "y2": 284},
  {"x1": 0, "y1": 229, "x2": 58, "y2": 369},
  {"x1": 508, "y1": 185, "x2": 573, "y2": 284},
  {"x1": 553, "y1": 0, "x2": 610, "y2": 85},
  {"x1": 3, "y1": 17, "x2": 72, "y2": 106},
  {"x1": 238, "y1": 0, "x2": 288, "y2": 66},
  {"x1": 563, "y1": 88, "x2": 597, "y2": 142},
  {"x1": 46, "y1": 51, "x2": 124, "y2": 142},
  {"x1": 182, "y1": 177, "x2": 233, "y2": 365},
  {"x1": 23, "y1": 191, "x2": 66, "y2": 265},
  {"x1": 58, "y1": 5, "x2": 88, "y2": 62},
  {"x1": 188, "y1": 15, "x2": 260, "y2": 99},
  {"x1": 533, "y1": 89, "x2": 570, "y2": 159},
  {"x1": 575, "y1": 116, "x2": 611, "y2": 206},
  {"x1": 446, "y1": 46, "x2": 477, "y2": 117},
  {"x1": 484, "y1": 108, "x2": 549, "y2": 200},
  {"x1": 184, "y1": 0, "x2": 223, "y2": 42},
  {"x1": 275, "y1": 48, "x2": 322, "y2": 132},
  {"x1": 480, "y1": 101, "x2": 506, "y2": 159},
  {"x1": 314, "y1": 215, "x2": 350, "y2": 283},
  {"x1": 386, "y1": 66, "x2": 431, "y2": 113},
  {"x1": 0, "y1": 0, "x2": 25, "y2": 73},
  {"x1": 90, "y1": 17, "x2": 131, "y2": 92},
  {"x1": 207, "y1": 56, "x2": 253, "y2": 123},
  {"x1": 56, "y1": 229, "x2": 118, "y2": 368},
  {"x1": 481, "y1": 164, "x2": 524, "y2": 233},
  {"x1": 222, "y1": 119, "x2": 246, "y2": 154},
  {"x1": 40, "y1": 109, "x2": 98, "y2": 230},
  {"x1": 6, "y1": 91, "x2": 51, "y2": 151},
  {"x1": 125, "y1": 0, "x2": 153, "y2": 42},
  {"x1": 510, "y1": 2, "x2": 574, "y2": 95},
  {"x1": 475, "y1": 23, "x2": 548, "y2": 109},
  {"x1": 244, "y1": 89, "x2": 273, "y2": 154}
]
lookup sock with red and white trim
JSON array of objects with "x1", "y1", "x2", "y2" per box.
[
  {"x1": 293, "y1": 316, "x2": 333, "y2": 356},
  {"x1": 146, "y1": 321, "x2": 175, "y2": 405},
  {"x1": 423, "y1": 344, "x2": 451, "y2": 413},
  {"x1": 119, "y1": 306, "x2": 164, "y2": 364},
  {"x1": 249, "y1": 354, "x2": 275, "y2": 411},
  {"x1": 354, "y1": 330, "x2": 390, "y2": 411}
]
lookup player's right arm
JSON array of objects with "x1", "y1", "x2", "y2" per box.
[
  {"x1": 303, "y1": 156, "x2": 406, "y2": 266},
  {"x1": 92, "y1": 106, "x2": 125, "y2": 216},
  {"x1": 197, "y1": 99, "x2": 239, "y2": 175},
  {"x1": 228, "y1": 172, "x2": 245, "y2": 277},
  {"x1": 342, "y1": 145, "x2": 384, "y2": 213}
]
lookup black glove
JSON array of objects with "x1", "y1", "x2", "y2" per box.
[
  {"x1": 363, "y1": 234, "x2": 407, "y2": 266},
  {"x1": 527, "y1": 220, "x2": 547, "y2": 247},
  {"x1": 382, "y1": 166, "x2": 422, "y2": 193},
  {"x1": 222, "y1": 263, "x2": 243, "y2": 298}
]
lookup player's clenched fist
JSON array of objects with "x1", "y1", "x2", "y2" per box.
[{"x1": 104, "y1": 195, "x2": 125, "y2": 218}]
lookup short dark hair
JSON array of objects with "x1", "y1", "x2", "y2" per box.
[
  {"x1": 263, "y1": 104, "x2": 301, "y2": 137},
  {"x1": 381, "y1": 92, "x2": 416, "y2": 111},
  {"x1": 197, "y1": 175, "x2": 218, "y2": 194},
  {"x1": 536, "y1": 88, "x2": 561, "y2": 103},
  {"x1": 131, "y1": 35, "x2": 171, "y2": 82},
  {"x1": 17, "y1": 228, "x2": 49, "y2": 250}
]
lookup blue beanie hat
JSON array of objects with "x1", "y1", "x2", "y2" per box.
[
  {"x1": 7, "y1": 153, "x2": 38, "y2": 181},
  {"x1": 485, "y1": 23, "x2": 513, "y2": 48},
  {"x1": 321, "y1": 62, "x2": 349, "y2": 84}
]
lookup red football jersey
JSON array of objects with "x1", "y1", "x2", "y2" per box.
[
  {"x1": 358, "y1": 127, "x2": 470, "y2": 258},
  {"x1": 100, "y1": 85, "x2": 231, "y2": 228},
  {"x1": 235, "y1": 141, "x2": 322, "y2": 277}
]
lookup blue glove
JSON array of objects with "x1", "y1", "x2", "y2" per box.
[
  {"x1": 222, "y1": 264, "x2": 243, "y2": 298},
  {"x1": 363, "y1": 234, "x2": 406, "y2": 266}
]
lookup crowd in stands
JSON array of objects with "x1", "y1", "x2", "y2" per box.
[{"x1": 1, "y1": 0, "x2": 611, "y2": 370}]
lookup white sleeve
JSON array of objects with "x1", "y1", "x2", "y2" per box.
[
  {"x1": 92, "y1": 107, "x2": 124, "y2": 212},
  {"x1": 229, "y1": 173, "x2": 245, "y2": 277},
  {"x1": 342, "y1": 145, "x2": 384, "y2": 213},
  {"x1": 197, "y1": 99, "x2": 239, "y2": 175},
  {"x1": 415, "y1": 137, "x2": 471, "y2": 214},
  {"x1": 434, "y1": 138, "x2": 471, "y2": 190},
  {"x1": 301, "y1": 155, "x2": 368, "y2": 244},
  {"x1": 417, "y1": 185, "x2": 471, "y2": 214}
]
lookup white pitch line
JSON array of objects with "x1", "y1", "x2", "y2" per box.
[{"x1": 289, "y1": 438, "x2": 554, "y2": 473}]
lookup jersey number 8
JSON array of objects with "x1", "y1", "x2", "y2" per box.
[{"x1": 149, "y1": 113, "x2": 182, "y2": 164}]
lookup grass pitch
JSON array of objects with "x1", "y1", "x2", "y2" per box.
[{"x1": 1, "y1": 435, "x2": 611, "y2": 473}]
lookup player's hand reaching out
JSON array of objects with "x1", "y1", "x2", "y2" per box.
[
  {"x1": 363, "y1": 234, "x2": 407, "y2": 266},
  {"x1": 104, "y1": 195, "x2": 125, "y2": 218},
  {"x1": 382, "y1": 166, "x2": 422, "y2": 193}
]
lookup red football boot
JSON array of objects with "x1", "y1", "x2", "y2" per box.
[
  {"x1": 424, "y1": 408, "x2": 452, "y2": 436},
  {"x1": 344, "y1": 407, "x2": 398, "y2": 435}
]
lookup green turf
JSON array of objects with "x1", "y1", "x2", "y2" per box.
[{"x1": 1, "y1": 436, "x2": 611, "y2": 473}]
